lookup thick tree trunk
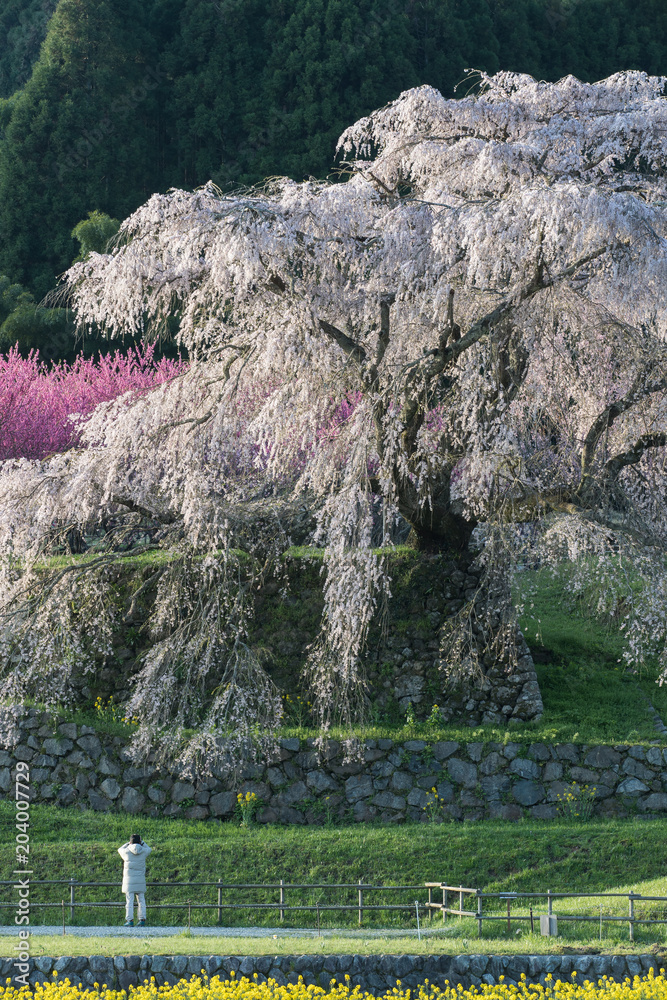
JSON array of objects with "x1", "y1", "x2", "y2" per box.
[
  {"x1": 394, "y1": 473, "x2": 474, "y2": 553},
  {"x1": 406, "y1": 517, "x2": 472, "y2": 553},
  {"x1": 392, "y1": 465, "x2": 544, "y2": 724}
]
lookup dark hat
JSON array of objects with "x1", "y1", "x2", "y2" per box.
[{"x1": 130, "y1": 834, "x2": 142, "y2": 844}]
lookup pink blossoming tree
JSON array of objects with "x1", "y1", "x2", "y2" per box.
[
  {"x1": 1, "y1": 70, "x2": 667, "y2": 766},
  {"x1": 0, "y1": 345, "x2": 182, "y2": 461}
]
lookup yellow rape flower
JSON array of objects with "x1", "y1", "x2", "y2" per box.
[{"x1": 3, "y1": 967, "x2": 667, "y2": 1000}]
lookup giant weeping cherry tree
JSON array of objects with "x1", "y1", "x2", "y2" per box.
[{"x1": 2, "y1": 70, "x2": 667, "y2": 765}]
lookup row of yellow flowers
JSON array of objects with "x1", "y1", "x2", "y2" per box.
[{"x1": 3, "y1": 969, "x2": 667, "y2": 1000}]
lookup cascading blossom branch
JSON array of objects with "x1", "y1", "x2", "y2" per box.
[{"x1": 2, "y1": 69, "x2": 667, "y2": 759}]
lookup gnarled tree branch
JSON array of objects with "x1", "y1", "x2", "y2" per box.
[
  {"x1": 110, "y1": 495, "x2": 178, "y2": 525},
  {"x1": 605, "y1": 433, "x2": 667, "y2": 478},
  {"x1": 581, "y1": 373, "x2": 667, "y2": 478},
  {"x1": 318, "y1": 319, "x2": 366, "y2": 366}
]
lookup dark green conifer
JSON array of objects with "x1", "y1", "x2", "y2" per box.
[{"x1": 0, "y1": 0, "x2": 161, "y2": 297}]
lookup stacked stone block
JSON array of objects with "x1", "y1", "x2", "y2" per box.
[
  {"x1": 3, "y1": 953, "x2": 662, "y2": 992},
  {"x1": 3, "y1": 712, "x2": 667, "y2": 822}
]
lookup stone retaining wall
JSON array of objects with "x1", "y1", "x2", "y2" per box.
[
  {"x1": 3, "y1": 712, "x2": 667, "y2": 821},
  {"x1": 4, "y1": 952, "x2": 662, "y2": 991}
]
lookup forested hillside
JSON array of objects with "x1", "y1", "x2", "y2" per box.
[
  {"x1": 0, "y1": 0, "x2": 58, "y2": 98},
  {"x1": 1, "y1": 0, "x2": 667, "y2": 300}
]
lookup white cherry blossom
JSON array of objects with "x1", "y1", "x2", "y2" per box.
[{"x1": 2, "y1": 70, "x2": 667, "y2": 756}]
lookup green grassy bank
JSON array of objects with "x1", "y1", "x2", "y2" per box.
[
  {"x1": 518, "y1": 570, "x2": 667, "y2": 743},
  {"x1": 9, "y1": 804, "x2": 666, "y2": 893}
]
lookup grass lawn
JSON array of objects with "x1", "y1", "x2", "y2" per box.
[
  {"x1": 2, "y1": 931, "x2": 665, "y2": 959},
  {"x1": 517, "y1": 569, "x2": 667, "y2": 744}
]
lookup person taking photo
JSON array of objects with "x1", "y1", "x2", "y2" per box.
[{"x1": 118, "y1": 834, "x2": 152, "y2": 927}]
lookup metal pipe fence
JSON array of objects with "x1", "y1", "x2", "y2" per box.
[
  {"x1": 424, "y1": 884, "x2": 667, "y2": 940},
  {"x1": 0, "y1": 880, "x2": 428, "y2": 928},
  {"x1": 2, "y1": 880, "x2": 666, "y2": 939}
]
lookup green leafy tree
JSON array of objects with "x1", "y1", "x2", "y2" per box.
[
  {"x1": 0, "y1": 275, "x2": 75, "y2": 361},
  {"x1": 0, "y1": 302, "x2": 74, "y2": 362},
  {"x1": 71, "y1": 210, "x2": 120, "y2": 262},
  {"x1": 0, "y1": 275, "x2": 33, "y2": 325},
  {"x1": 162, "y1": 0, "x2": 419, "y2": 188}
]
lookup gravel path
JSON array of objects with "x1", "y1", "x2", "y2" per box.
[{"x1": 0, "y1": 926, "x2": 430, "y2": 939}]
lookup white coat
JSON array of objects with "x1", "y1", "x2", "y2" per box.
[{"x1": 118, "y1": 842, "x2": 152, "y2": 894}]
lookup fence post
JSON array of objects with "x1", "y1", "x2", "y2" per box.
[
  {"x1": 217, "y1": 879, "x2": 222, "y2": 925},
  {"x1": 443, "y1": 887, "x2": 447, "y2": 924},
  {"x1": 188, "y1": 900, "x2": 192, "y2": 933},
  {"x1": 476, "y1": 889, "x2": 483, "y2": 938},
  {"x1": 459, "y1": 885, "x2": 463, "y2": 922},
  {"x1": 280, "y1": 879, "x2": 285, "y2": 922},
  {"x1": 629, "y1": 892, "x2": 635, "y2": 942},
  {"x1": 61, "y1": 900, "x2": 65, "y2": 936},
  {"x1": 428, "y1": 886, "x2": 433, "y2": 922},
  {"x1": 69, "y1": 878, "x2": 76, "y2": 923},
  {"x1": 547, "y1": 889, "x2": 552, "y2": 917},
  {"x1": 358, "y1": 879, "x2": 363, "y2": 926}
]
